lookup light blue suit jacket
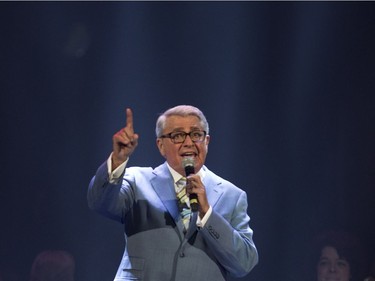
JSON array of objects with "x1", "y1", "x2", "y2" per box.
[{"x1": 88, "y1": 161, "x2": 258, "y2": 281}]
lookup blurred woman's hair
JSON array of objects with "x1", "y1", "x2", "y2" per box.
[
  {"x1": 304, "y1": 230, "x2": 367, "y2": 281},
  {"x1": 30, "y1": 250, "x2": 75, "y2": 281}
]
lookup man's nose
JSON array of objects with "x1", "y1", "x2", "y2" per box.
[{"x1": 183, "y1": 134, "x2": 194, "y2": 145}]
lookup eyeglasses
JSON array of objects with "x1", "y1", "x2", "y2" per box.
[{"x1": 160, "y1": 130, "x2": 207, "y2": 144}]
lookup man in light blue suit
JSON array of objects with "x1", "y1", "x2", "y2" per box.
[{"x1": 88, "y1": 105, "x2": 258, "y2": 281}]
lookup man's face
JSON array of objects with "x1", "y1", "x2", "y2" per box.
[
  {"x1": 156, "y1": 115, "x2": 210, "y2": 175},
  {"x1": 316, "y1": 246, "x2": 351, "y2": 281}
]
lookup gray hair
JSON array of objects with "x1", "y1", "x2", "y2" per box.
[{"x1": 155, "y1": 105, "x2": 209, "y2": 137}]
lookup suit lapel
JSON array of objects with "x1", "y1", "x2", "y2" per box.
[
  {"x1": 150, "y1": 163, "x2": 180, "y2": 223},
  {"x1": 203, "y1": 168, "x2": 224, "y2": 209}
]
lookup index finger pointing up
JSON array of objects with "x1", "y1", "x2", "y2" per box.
[{"x1": 126, "y1": 108, "x2": 134, "y2": 131}]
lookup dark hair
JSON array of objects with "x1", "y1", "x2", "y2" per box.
[{"x1": 305, "y1": 230, "x2": 366, "y2": 281}]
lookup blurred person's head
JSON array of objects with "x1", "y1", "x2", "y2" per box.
[
  {"x1": 305, "y1": 230, "x2": 366, "y2": 281},
  {"x1": 30, "y1": 250, "x2": 75, "y2": 281},
  {"x1": 317, "y1": 245, "x2": 351, "y2": 281},
  {"x1": 364, "y1": 257, "x2": 375, "y2": 281}
]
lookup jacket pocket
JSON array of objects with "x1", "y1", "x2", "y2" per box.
[{"x1": 119, "y1": 256, "x2": 145, "y2": 280}]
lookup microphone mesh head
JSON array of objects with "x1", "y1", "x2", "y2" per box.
[
  {"x1": 182, "y1": 157, "x2": 195, "y2": 176},
  {"x1": 182, "y1": 156, "x2": 195, "y2": 168}
]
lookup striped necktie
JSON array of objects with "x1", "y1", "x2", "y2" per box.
[{"x1": 176, "y1": 177, "x2": 191, "y2": 233}]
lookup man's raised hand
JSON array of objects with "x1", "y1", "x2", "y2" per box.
[{"x1": 112, "y1": 108, "x2": 139, "y2": 170}]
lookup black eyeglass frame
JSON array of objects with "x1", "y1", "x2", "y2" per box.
[{"x1": 159, "y1": 130, "x2": 207, "y2": 144}]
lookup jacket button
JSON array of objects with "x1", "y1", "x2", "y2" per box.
[{"x1": 179, "y1": 252, "x2": 185, "y2": 257}]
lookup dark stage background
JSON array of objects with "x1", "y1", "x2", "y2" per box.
[{"x1": 1, "y1": 2, "x2": 374, "y2": 281}]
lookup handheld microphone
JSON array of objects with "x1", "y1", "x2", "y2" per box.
[{"x1": 182, "y1": 157, "x2": 199, "y2": 212}]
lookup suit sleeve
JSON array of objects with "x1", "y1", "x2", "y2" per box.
[
  {"x1": 199, "y1": 190, "x2": 258, "y2": 277},
  {"x1": 87, "y1": 161, "x2": 134, "y2": 223}
]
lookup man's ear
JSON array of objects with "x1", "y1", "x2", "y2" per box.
[
  {"x1": 205, "y1": 135, "x2": 210, "y2": 145},
  {"x1": 156, "y1": 138, "x2": 166, "y2": 157}
]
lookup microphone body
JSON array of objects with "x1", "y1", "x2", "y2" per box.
[{"x1": 182, "y1": 157, "x2": 199, "y2": 212}]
